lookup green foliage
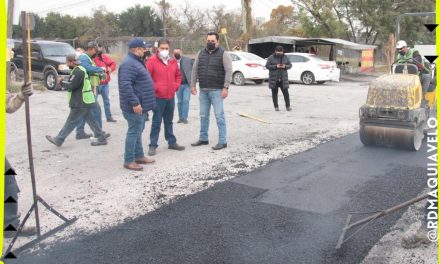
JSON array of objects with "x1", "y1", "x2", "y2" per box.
[
  {"x1": 118, "y1": 5, "x2": 162, "y2": 37},
  {"x1": 292, "y1": 0, "x2": 435, "y2": 45}
]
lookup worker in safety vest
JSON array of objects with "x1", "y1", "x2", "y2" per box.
[
  {"x1": 396, "y1": 40, "x2": 432, "y2": 96},
  {"x1": 45, "y1": 54, "x2": 109, "y2": 147},
  {"x1": 75, "y1": 41, "x2": 107, "y2": 139}
]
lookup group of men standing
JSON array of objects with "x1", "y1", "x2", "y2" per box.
[
  {"x1": 44, "y1": 32, "x2": 232, "y2": 171},
  {"x1": 116, "y1": 32, "x2": 233, "y2": 171}
]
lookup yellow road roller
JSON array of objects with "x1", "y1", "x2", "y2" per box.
[{"x1": 359, "y1": 62, "x2": 436, "y2": 151}]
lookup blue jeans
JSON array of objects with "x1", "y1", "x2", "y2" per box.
[
  {"x1": 55, "y1": 108, "x2": 106, "y2": 144},
  {"x1": 199, "y1": 90, "x2": 227, "y2": 144},
  {"x1": 97, "y1": 84, "x2": 113, "y2": 120},
  {"x1": 149, "y1": 97, "x2": 177, "y2": 147},
  {"x1": 123, "y1": 111, "x2": 147, "y2": 164},
  {"x1": 176, "y1": 84, "x2": 190, "y2": 120},
  {"x1": 76, "y1": 97, "x2": 102, "y2": 136}
]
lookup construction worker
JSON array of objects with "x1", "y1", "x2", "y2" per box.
[
  {"x1": 46, "y1": 54, "x2": 109, "y2": 147},
  {"x1": 75, "y1": 41, "x2": 106, "y2": 139},
  {"x1": 4, "y1": 82, "x2": 37, "y2": 238},
  {"x1": 396, "y1": 40, "x2": 432, "y2": 98}
]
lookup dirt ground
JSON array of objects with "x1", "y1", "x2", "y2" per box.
[
  {"x1": 4, "y1": 74, "x2": 435, "y2": 262},
  {"x1": 362, "y1": 189, "x2": 438, "y2": 264}
]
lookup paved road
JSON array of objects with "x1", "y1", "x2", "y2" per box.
[{"x1": 11, "y1": 133, "x2": 427, "y2": 264}]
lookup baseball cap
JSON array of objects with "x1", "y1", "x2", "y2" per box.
[
  {"x1": 87, "y1": 41, "x2": 98, "y2": 49},
  {"x1": 396, "y1": 40, "x2": 407, "y2": 49},
  {"x1": 128, "y1": 38, "x2": 148, "y2": 49},
  {"x1": 66, "y1": 54, "x2": 81, "y2": 64}
]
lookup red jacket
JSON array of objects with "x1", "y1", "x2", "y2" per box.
[
  {"x1": 146, "y1": 54, "x2": 182, "y2": 99},
  {"x1": 94, "y1": 53, "x2": 116, "y2": 85}
]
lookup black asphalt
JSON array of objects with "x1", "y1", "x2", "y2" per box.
[{"x1": 10, "y1": 133, "x2": 428, "y2": 264}]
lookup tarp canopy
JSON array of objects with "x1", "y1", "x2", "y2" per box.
[{"x1": 248, "y1": 36, "x2": 377, "y2": 58}]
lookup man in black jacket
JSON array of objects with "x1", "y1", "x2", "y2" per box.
[
  {"x1": 266, "y1": 46, "x2": 292, "y2": 111},
  {"x1": 46, "y1": 55, "x2": 109, "y2": 147}
]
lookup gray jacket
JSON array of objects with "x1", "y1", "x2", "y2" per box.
[{"x1": 178, "y1": 56, "x2": 193, "y2": 85}]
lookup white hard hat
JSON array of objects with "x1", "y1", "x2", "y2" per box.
[{"x1": 396, "y1": 40, "x2": 407, "y2": 49}]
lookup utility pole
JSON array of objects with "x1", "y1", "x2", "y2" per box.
[{"x1": 241, "y1": 0, "x2": 253, "y2": 51}]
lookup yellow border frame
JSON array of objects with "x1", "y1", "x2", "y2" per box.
[
  {"x1": 0, "y1": 0, "x2": 7, "y2": 262},
  {"x1": 436, "y1": 2, "x2": 440, "y2": 262}
]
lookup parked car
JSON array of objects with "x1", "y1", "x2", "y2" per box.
[
  {"x1": 284, "y1": 53, "x2": 340, "y2": 85},
  {"x1": 229, "y1": 51, "x2": 269, "y2": 85},
  {"x1": 10, "y1": 40, "x2": 76, "y2": 90}
]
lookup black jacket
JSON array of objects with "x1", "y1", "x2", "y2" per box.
[
  {"x1": 266, "y1": 54, "x2": 292, "y2": 89},
  {"x1": 68, "y1": 67, "x2": 92, "y2": 108}
]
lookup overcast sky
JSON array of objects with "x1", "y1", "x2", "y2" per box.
[{"x1": 12, "y1": 0, "x2": 293, "y2": 24}]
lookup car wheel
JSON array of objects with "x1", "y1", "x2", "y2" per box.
[
  {"x1": 317, "y1": 81, "x2": 326, "y2": 84},
  {"x1": 233, "y1": 72, "x2": 245, "y2": 86},
  {"x1": 254, "y1": 80, "x2": 263, "y2": 85},
  {"x1": 44, "y1": 70, "x2": 57, "y2": 90},
  {"x1": 301, "y1": 71, "x2": 315, "y2": 85}
]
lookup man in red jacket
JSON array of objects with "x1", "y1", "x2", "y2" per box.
[
  {"x1": 94, "y1": 44, "x2": 117, "y2": 122},
  {"x1": 146, "y1": 38, "x2": 185, "y2": 156}
]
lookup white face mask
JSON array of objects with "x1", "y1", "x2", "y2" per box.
[{"x1": 159, "y1": 49, "x2": 169, "y2": 58}]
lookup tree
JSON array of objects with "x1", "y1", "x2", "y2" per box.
[
  {"x1": 259, "y1": 5, "x2": 302, "y2": 36},
  {"x1": 84, "y1": 7, "x2": 121, "y2": 52},
  {"x1": 118, "y1": 5, "x2": 163, "y2": 37}
]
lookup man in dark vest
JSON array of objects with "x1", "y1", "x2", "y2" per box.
[
  {"x1": 46, "y1": 54, "x2": 109, "y2": 147},
  {"x1": 190, "y1": 32, "x2": 232, "y2": 150}
]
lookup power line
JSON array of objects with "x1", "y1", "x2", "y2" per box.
[{"x1": 35, "y1": 0, "x2": 93, "y2": 15}]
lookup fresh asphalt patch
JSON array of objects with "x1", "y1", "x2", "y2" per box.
[{"x1": 12, "y1": 133, "x2": 427, "y2": 264}]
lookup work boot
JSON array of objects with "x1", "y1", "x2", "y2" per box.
[
  {"x1": 191, "y1": 140, "x2": 209, "y2": 147},
  {"x1": 168, "y1": 143, "x2": 185, "y2": 151},
  {"x1": 91, "y1": 139, "x2": 107, "y2": 146},
  {"x1": 123, "y1": 162, "x2": 143, "y2": 171},
  {"x1": 401, "y1": 229, "x2": 431, "y2": 249},
  {"x1": 4, "y1": 226, "x2": 37, "y2": 238},
  {"x1": 135, "y1": 157, "x2": 155, "y2": 164},
  {"x1": 76, "y1": 132, "x2": 92, "y2": 140},
  {"x1": 148, "y1": 146, "x2": 157, "y2": 156},
  {"x1": 45, "y1": 135, "x2": 62, "y2": 147},
  {"x1": 212, "y1": 143, "x2": 227, "y2": 150}
]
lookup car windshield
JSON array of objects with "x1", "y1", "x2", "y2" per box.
[
  {"x1": 239, "y1": 53, "x2": 264, "y2": 60},
  {"x1": 40, "y1": 43, "x2": 75, "y2": 57}
]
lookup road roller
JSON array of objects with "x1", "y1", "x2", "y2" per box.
[{"x1": 359, "y1": 61, "x2": 436, "y2": 151}]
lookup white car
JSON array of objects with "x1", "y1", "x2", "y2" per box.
[
  {"x1": 229, "y1": 51, "x2": 269, "y2": 85},
  {"x1": 284, "y1": 53, "x2": 340, "y2": 85}
]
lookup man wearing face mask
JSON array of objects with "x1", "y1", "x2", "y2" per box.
[
  {"x1": 395, "y1": 40, "x2": 432, "y2": 100},
  {"x1": 94, "y1": 44, "x2": 117, "y2": 122},
  {"x1": 146, "y1": 38, "x2": 184, "y2": 156},
  {"x1": 75, "y1": 41, "x2": 106, "y2": 139},
  {"x1": 173, "y1": 48, "x2": 193, "y2": 124},
  {"x1": 190, "y1": 32, "x2": 232, "y2": 150},
  {"x1": 265, "y1": 45, "x2": 292, "y2": 111},
  {"x1": 46, "y1": 54, "x2": 109, "y2": 147},
  {"x1": 119, "y1": 38, "x2": 156, "y2": 171},
  {"x1": 142, "y1": 44, "x2": 153, "y2": 62}
]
